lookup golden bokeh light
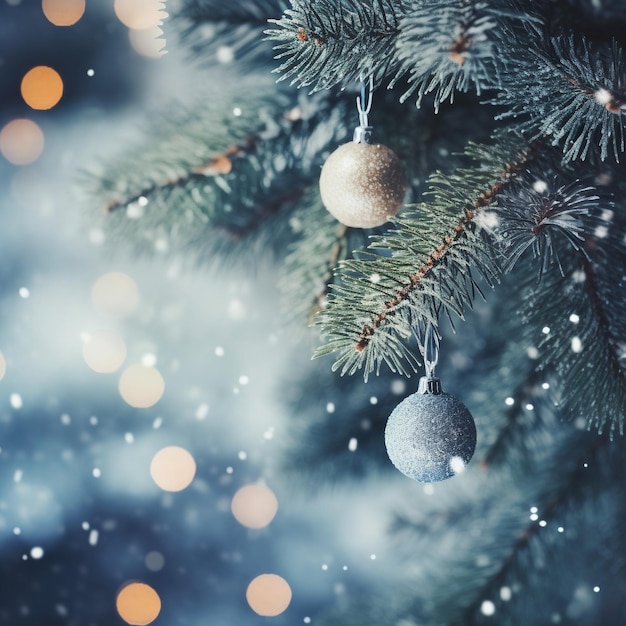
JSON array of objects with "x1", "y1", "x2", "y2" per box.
[
  {"x1": 82, "y1": 330, "x2": 127, "y2": 373},
  {"x1": 116, "y1": 582, "x2": 161, "y2": 625},
  {"x1": 114, "y1": 0, "x2": 166, "y2": 30},
  {"x1": 231, "y1": 483, "x2": 279, "y2": 529},
  {"x1": 129, "y1": 26, "x2": 167, "y2": 58},
  {"x1": 0, "y1": 351, "x2": 6, "y2": 380},
  {"x1": 150, "y1": 446, "x2": 196, "y2": 492},
  {"x1": 91, "y1": 272, "x2": 140, "y2": 318},
  {"x1": 0, "y1": 119, "x2": 45, "y2": 165},
  {"x1": 119, "y1": 364, "x2": 165, "y2": 408},
  {"x1": 21, "y1": 66, "x2": 64, "y2": 110},
  {"x1": 246, "y1": 574, "x2": 292, "y2": 617},
  {"x1": 42, "y1": 0, "x2": 85, "y2": 26}
]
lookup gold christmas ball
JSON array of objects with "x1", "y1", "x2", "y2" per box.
[{"x1": 319, "y1": 142, "x2": 407, "y2": 228}]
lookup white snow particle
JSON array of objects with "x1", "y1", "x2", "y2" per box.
[
  {"x1": 542, "y1": 326, "x2": 550, "y2": 335},
  {"x1": 238, "y1": 375, "x2": 249, "y2": 385},
  {"x1": 348, "y1": 438, "x2": 358, "y2": 452},
  {"x1": 369, "y1": 396, "x2": 378, "y2": 405},
  {"x1": 533, "y1": 180, "x2": 548, "y2": 193},
  {"x1": 30, "y1": 546, "x2": 44, "y2": 559},
  {"x1": 10, "y1": 394, "x2": 23, "y2": 409},
  {"x1": 126, "y1": 202, "x2": 144, "y2": 219},
  {"x1": 480, "y1": 600, "x2": 496, "y2": 616},
  {"x1": 13, "y1": 469, "x2": 22, "y2": 483},
  {"x1": 141, "y1": 353, "x2": 157, "y2": 367},
  {"x1": 525, "y1": 403, "x2": 534, "y2": 411},
  {"x1": 542, "y1": 382, "x2": 550, "y2": 390},
  {"x1": 124, "y1": 433, "x2": 134, "y2": 444},
  {"x1": 88, "y1": 530, "x2": 99, "y2": 546},
  {"x1": 572, "y1": 270, "x2": 586, "y2": 283},
  {"x1": 449, "y1": 456, "x2": 466, "y2": 474},
  {"x1": 19, "y1": 287, "x2": 30, "y2": 298},
  {"x1": 571, "y1": 337, "x2": 583, "y2": 353},
  {"x1": 233, "y1": 107, "x2": 242, "y2": 117},
  {"x1": 527, "y1": 346, "x2": 539, "y2": 359},
  {"x1": 92, "y1": 468, "x2": 101, "y2": 478},
  {"x1": 238, "y1": 451, "x2": 247, "y2": 461},
  {"x1": 326, "y1": 402, "x2": 335, "y2": 413},
  {"x1": 593, "y1": 586, "x2": 600, "y2": 593},
  {"x1": 569, "y1": 314, "x2": 580, "y2": 324},
  {"x1": 505, "y1": 397, "x2": 515, "y2": 406},
  {"x1": 500, "y1": 586, "x2": 512, "y2": 602},
  {"x1": 391, "y1": 379, "x2": 406, "y2": 395},
  {"x1": 594, "y1": 225, "x2": 608, "y2": 239},
  {"x1": 215, "y1": 346, "x2": 225, "y2": 357},
  {"x1": 594, "y1": 88, "x2": 613, "y2": 105},
  {"x1": 558, "y1": 526, "x2": 564, "y2": 533},
  {"x1": 195, "y1": 403, "x2": 209, "y2": 420}
]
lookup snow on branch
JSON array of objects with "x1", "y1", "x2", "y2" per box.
[
  {"x1": 394, "y1": 0, "x2": 532, "y2": 111},
  {"x1": 266, "y1": 0, "x2": 406, "y2": 90},
  {"x1": 494, "y1": 35, "x2": 626, "y2": 162}
]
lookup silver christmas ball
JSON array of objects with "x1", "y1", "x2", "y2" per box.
[
  {"x1": 319, "y1": 142, "x2": 407, "y2": 228},
  {"x1": 384, "y1": 387, "x2": 477, "y2": 482}
]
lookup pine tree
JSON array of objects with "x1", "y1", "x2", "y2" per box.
[{"x1": 91, "y1": 0, "x2": 626, "y2": 623}]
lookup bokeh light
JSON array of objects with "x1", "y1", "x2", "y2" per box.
[
  {"x1": 246, "y1": 574, "x2": 292, "y2": 617},
  {"x1": 41, "y1": 0, "x2": 85, "y2": 26},
  {"x1": 116, "y1": 582, "x2": 161, "y2": 625},
  {"x1": 0, "y1": 352, "x2": 6, "y2": 380},
  {"x1": 21, "y1": 66, "x2": 64, "y2": 110},
  {"x1": 119, "y1": 364, "x2": 164, "y2": 408},
  {"x1": 114, "y1": 0, "x2": 166, "y2": 30},
  {"x1": 82, "y1": 330, "x2": 127, "y2": 373},
  {"x1": 129, "y1": 26, "x2": 167, "y2": 58},
  {"x1": 231, "y1": 483, "x2": 278, "y2": 529},
  {"x1": 150, "y1": 446, "x2": 196, "y2": 492},
  {"x1": 0, "y1": 119, "x2": 45, "y2": 165},
  {"x1": 91, "y1": 272, "x2": 140, "y2": 318}
]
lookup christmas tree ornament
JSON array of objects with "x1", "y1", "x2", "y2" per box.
[
  {"x1": 385, "y1": 326, "x2": 477, "y2": 482},
  {"x1": 319, "y1": 79, "x2": 407, "y2": 228}
]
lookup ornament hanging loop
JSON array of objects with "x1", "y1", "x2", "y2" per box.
[
  {"x1": 418, "y1": 323, "x2": 442, "y2": 395},
  {"x1": 353, "y1": 76, "x2": 374, "y2": 144}
]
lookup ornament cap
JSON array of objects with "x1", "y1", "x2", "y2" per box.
[
  {"x1": 418, "y1": 376, "x2": 442, "y2": 395},
  {"x1": 353, "y1": 125, "x2": 373, "y2": 144}
]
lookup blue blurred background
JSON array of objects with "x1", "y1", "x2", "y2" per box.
[{"x1": 0, "y1": 2, "x2": 408, "y2": 624}]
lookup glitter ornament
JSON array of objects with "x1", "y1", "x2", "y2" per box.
[
  {"x1": 319, "y1": 78, "x2": 407, "y2": 228},
  {"x1": 319, "y1": 142, "x2": 407, "y2": 228},
  {"x1": 385, "y1": 376, "x2": 477, "y2": 482}
]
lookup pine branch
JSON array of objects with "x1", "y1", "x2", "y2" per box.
[
  {"x1": 88, "y1": 87, "x2": 353, "y2": 264},
  {"x1": 280, "y1": 195, "x2": 355, "y2": 324},
  {"x1": 494, "y1": 33, "x2": 626, "y2": 161},
  {"x1": 489, "y1": 165, "x2": 626, "y2": 434},
  {"x1": 462, "y1": 433, "x2": 619, "y2": 625},
  {"x1": 170, "y1": 0, "x2": 289, "y2": 65},
  {"x1": 394, "y1": 0, "x2": 531, "y2": 111},
  {"x1": 266, "y1": 0, "x2": 406, "y2": 90},
  {"x1": 314, "y1": 135, "x2": 534, "y2": 380}
]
